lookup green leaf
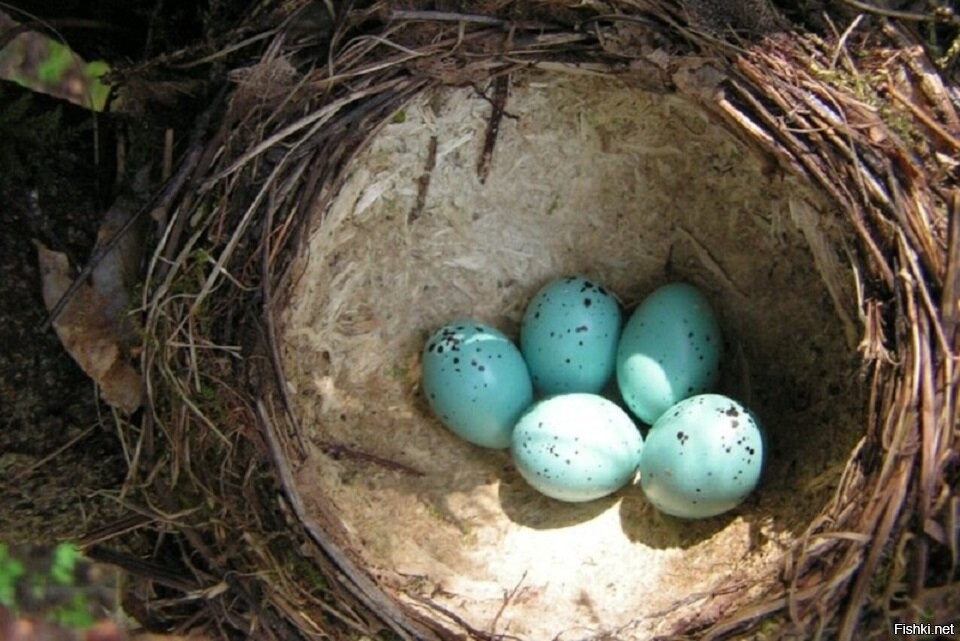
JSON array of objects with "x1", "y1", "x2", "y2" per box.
[
  {"x1": 83, "y1": 60, "x2": 109, "y2": 79},
  {"x1": 37, "y1": 41, "x2": 75, "y2": 85},
  {"x1": 82, "y1": 60, "x2": 111, "y2": 111}
]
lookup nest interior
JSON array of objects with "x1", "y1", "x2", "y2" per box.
[{"x1": 278, "y1": 71, "x2": 864, "y2": 639}]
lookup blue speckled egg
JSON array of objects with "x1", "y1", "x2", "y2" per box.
[
  {"x1": 421, "y1": 321, "x2": 533, "y2": 449},
  {"x1": 639, "y1": 394, "x2": 764, "y2": 519},
  {"x1": 616, "y1": 282, "x2": 721, "y2": 425},
  {"x1": 520, "y1": 276, "x2": 622, "y2": 395},
  {"x1": 511, "y1": 393, "x2": 643, "y2": 502}
]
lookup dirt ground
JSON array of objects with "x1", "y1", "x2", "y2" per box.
[
  {"x1": 0, "y1": 85, "x2": 127, "y2": 543},
  {"x1": 0, "y1": 0, "x2": 218, "y2": 545}
]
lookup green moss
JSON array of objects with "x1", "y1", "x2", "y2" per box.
[
  {"x1": 198, "y1": 381, "x2": 218, "y2": 401},
  {"x1": 808, "y1": 62, "x2": 924, "y2": 151},
  {"x1": 283, "y1": 546, "x2": 328, "y2": 592},
  {"x1": 869, "y1": 548, "x2": 894, "y2": 597},
  {"x1": 755, "y1": 617, "x2": 783, "y2": 640}
]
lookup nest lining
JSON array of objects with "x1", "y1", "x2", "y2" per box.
[{"x1": 279, "y1": 71, "x2": 865, "y2": 638}]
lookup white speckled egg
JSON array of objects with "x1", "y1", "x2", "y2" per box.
[
  {"x1": 520, "y1": 276, "x2": 622, "y2": 395},
  {"x1": 639, "y1": 394, "x2": 764, "y2": 519},
  {"x1": 616, "y1": 282, "x2": 721, "y2": 425},
  {"x1": 511, "y1": 393, "x2": 643, "y2": 502},
  {"x1": 421, "y1": 321, "x2": 533, "y2": 449}
]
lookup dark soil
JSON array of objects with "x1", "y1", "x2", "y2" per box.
[
  {"x1": 0, "y1": 0, "x2": 232, "y2": 545},
  {"x1": 0, "y1": 85, "x2": 127, "y2": 543}
]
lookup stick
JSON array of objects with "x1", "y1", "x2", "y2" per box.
[
  {"x1": 477, "y1": 73, "x2": 510, "y2": 184},
  {"x1": 389, "y1": 10, "x2": 507, "y2": 26},
  {"x1": 409, "y1": 135, "x2": 438, "y2": 224}
]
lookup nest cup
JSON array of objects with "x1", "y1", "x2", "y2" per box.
[
  {"x1": 281, "y1": 72, "x2": 861, "y2": 638},
  {"x1": 139, "y1": 4, "x2": 959, "y2": 640}
]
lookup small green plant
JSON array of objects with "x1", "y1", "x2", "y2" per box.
[
  {"x1": 50, "y1": 592, "x2": 95, "y2": 629},
  {"x1": 49, "y1": 542, "x2": 81, "y2": 586},
  {"x1": 0, "y1": 544, "x2": 26, "y2": 609},
  {"x1": 0, "y1": 543, "x2": 99, "y2": 630}
]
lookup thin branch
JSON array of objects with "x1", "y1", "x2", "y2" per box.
[
  {"x1": 11, "y1": 423, "x2": 98, "y2": 482},
  {"x1": 388, "y1": 10, "x2": 508, "y2": 26},
  {"x1": 839, "y1": 0, "x2": 960, "y2": 25}
]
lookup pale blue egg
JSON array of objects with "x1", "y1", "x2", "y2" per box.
[
  {"x1": 511, "y1": 393, "x2": 643, "y2": 502},
  {"x1": 421, "y1": 321, "x2": 533, "y2": 448},
  {"x1": 639, "y1": 394, "x2": 764, "y2": 519},
  {"x1": 520, "y1": 276, "x2": 622, "y2": 395},
  {"x1": 616, "y1": 282, "x2": 721, "y2": 424}
]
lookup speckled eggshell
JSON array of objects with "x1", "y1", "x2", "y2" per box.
[
  {"x1": 421, "y1": 321, "x2": 533, "y2": 449},
  {"x1": 639, "y1": 394, "x2": 764, "y2": 519},
  {"x1": 511, "y1": 393, "x2": 643, "y2": 503},
  {"x1": 616, "y1": 282, "x2": 721, "y2": 425},
  {"x1": 520, "y1": 276, "x2": 622, "y2": 395}
]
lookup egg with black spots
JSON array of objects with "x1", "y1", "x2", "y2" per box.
[
  {"x1": 639, "y1": 394, "x2": 764, "y2": 519},
  {"x1": 617, "y1": 282, "x2": 721, "y2": 424},
  {"x1": 511, "y1": 393, "x2": 643, "y2": 502},
  {"x1": 421, "y1": 321, "x2": 533, "y2": 448},
  {"x1": 520, "y1": 276, "x2": 622, "y2": 395}
]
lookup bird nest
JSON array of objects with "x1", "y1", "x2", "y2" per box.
[{"x1": 122, "y1": 2, "x2": 959, "y2": 639}]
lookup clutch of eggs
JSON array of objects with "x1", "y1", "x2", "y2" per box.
[{"x1": 419, "y1": 280, "x2": 763, "y2": 514}]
